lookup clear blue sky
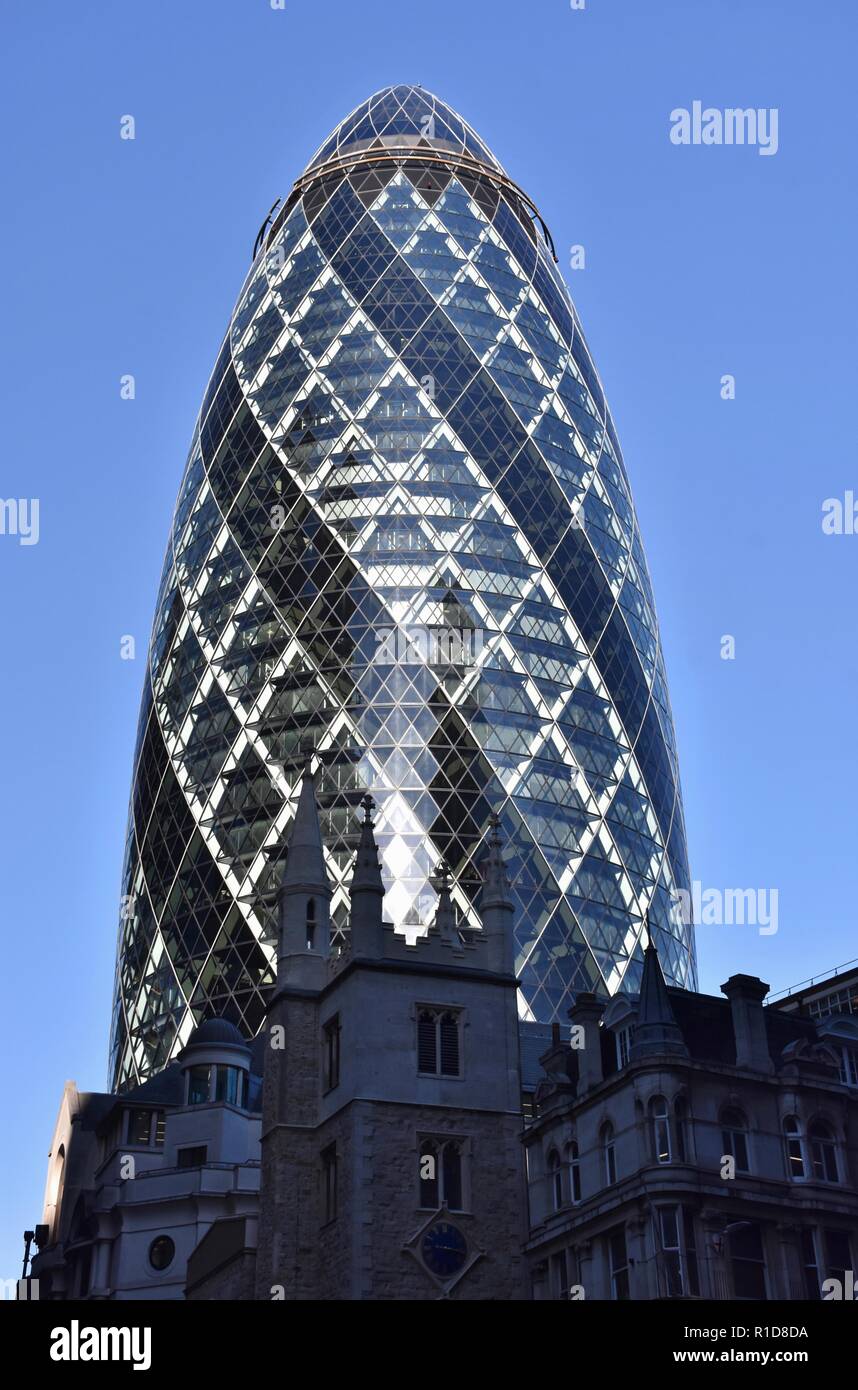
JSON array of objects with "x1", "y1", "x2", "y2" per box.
[{"x1": 2, "y1": 0, "x2": 855, "y2": 1281}]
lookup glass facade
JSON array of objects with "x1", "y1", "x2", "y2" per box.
[{"x1": 110, "y1": 86, "x2": 695, "y2": 1090}]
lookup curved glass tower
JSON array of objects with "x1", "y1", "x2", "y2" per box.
[{"x1": 110, "y1": 86, "x2": 695, "y2": 1090}]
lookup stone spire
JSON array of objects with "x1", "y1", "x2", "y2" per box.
[
  {"x1": 348, "y1": 794, "x2": 385, "y2": 954},
  {"x1": 280, "y1": 757, "x2": 330, "y2": 900},
  {"x1": 277, "y1": 759, "x2": 331, "y2": 984},
  {"x1": 629, "y1": 919, "x2": 687, "y2": 1059},
  {"x1": 480, "y1": 814, "x2": 514, "y2": 974}
]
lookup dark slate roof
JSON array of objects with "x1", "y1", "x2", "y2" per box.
[
  {"x1": 90, "y1": 1063, "x2": 185, "y2": 1136},
  {"x1": 519, "y1": 1022, "x2": 558, "y2": 1090},
  {"x1": 664, "y1": 988, "x2": 818, "y2": 1068}
]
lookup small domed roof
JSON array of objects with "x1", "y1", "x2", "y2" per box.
[{"x1": 185, "y1": 1017, "x2": 249, "y2": 1050}]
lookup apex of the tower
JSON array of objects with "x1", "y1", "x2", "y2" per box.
[{"x1": 280, "y1": 761, "x2": 331, "y2": 900}]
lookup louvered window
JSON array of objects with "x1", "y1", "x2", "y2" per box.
[
  {"x1": 418, "y1": 1011, "x2": 438, "y2": 1073},
  {"x1": 440, "y1": 1013, "x2": 460, "y2": 1076},
  {"x1": 417, "y1": 1008, "x2": 462, "y2": 1077}
]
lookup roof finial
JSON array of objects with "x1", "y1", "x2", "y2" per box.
[
  {"x1": 643, "y1": 911, "x2": 653, "y2": 951},
  {"x1": 349, "y1": 792, "x2": 384, "y2": 902}
]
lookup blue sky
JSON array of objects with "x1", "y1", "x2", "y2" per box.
[{"x1": 2, "y1": 0, "x2": 856, "y2": 1281}]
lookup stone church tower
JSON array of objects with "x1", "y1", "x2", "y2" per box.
[{"x1": 255, "y1": 765, "x2": 528, "y2": 1300}]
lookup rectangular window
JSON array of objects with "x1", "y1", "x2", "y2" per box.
[
  {"x1": 608, "y1": 1227, "x2": 630, "y2": 1300},
  {"x1": 808, "y1": 985, "x2": 858, "y2": 1019},
  {"x1": 721, "y1": 1127, "x2": 750, "y2": 1173},
  {"x1": 616, "y1": 1025, "x2": 634, "y2": 1069},
  {"x1": 657, "y1": 1205, "x2": 700, "y2": 1298},
  {"x1": 127, "y1": 1107, "x2": 167, "y2": 1146},
  {"x1": 838, "y1": 1047, "x2": 858, "y2": 1087},
  {"x1": 215, "y1": 1065, "x2": 242, "y2": 1106},
  {"x1": 604, "y1": 1135, "x2": 617, "y2": 1186},
  {"x1": 417, "y1": 1008, "x2": 462, "y2": 1077},
  {"x1": 570, "y1": 1152, "x2": 582, "y2": 1204},
  {"x1": 551, "y1": 1250, "x2": 568, "y2": 1301},
  {"x1": 187, "y1": 1064, "x2": 211, "y2": 1105},
  {"x1": 654, "y1": 1113, "x2": 671, "y2": 1163},
  {"x1": 127, "y1": 1109, "x2": 152, "y2": 1145},
  {"x1": 729, "y1": 1223, "x2": 767, "y2": 1300},
  {"x1": 823, "y1": 1229, "x2": 851, "y2": 1289},
  {"x1": 800, "y1": 1228, "x2": 820, "y2": 1300},
  {"x1": 322, "y1": 1144, "x2": 338, "y2": 1224},
  {"x1": 323, "y1": 1015, "x2": 341, "y2": 1092},
  {"x1": 177, "y1": 1145, "x2": 208, "y2": 1168}
]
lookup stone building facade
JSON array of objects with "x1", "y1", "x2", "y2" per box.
[
  {"x1": 31, "y1": 1024, "x2": 262, "y2": 1300},
  {"x1": 525, "y1": 943, "x2": 858, "y2": 1301}
]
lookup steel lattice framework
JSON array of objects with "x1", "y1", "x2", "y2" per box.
[{"x1": 110, "y1": 86, "x2": 695, "y2": 1091}]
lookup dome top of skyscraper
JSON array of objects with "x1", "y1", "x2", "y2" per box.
[{"x1": 305, "y1": 85, "x2": 507, "y2": 178}]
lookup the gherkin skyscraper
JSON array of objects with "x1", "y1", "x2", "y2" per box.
[{"x1": 110, "y1": 86, "x2": 695, "y2": 1091}]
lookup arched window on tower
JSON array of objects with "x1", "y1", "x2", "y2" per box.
[{"x1": 306, "y1": 898, "x2": 315, "y2": 950}]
